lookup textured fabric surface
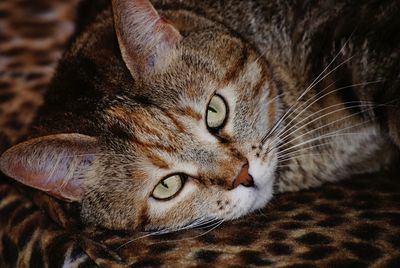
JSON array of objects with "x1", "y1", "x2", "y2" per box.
[{"x1": 0, "y1": 1, "x2": 400, "y2": 267}]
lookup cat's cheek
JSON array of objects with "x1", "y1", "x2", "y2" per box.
[
  {"x1": 252, "y1": 177, "x2": 274, "y2": 210},
  {"x1": 248, "y1": 150, "x2": 278, "y2": 189}
]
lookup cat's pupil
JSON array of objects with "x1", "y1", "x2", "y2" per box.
[
  {"x1": 208, "y1": 106, "x2": 217, "y2": 113},
  {"x1": 161, "y1": 181, "x2": 169, "y2": 188}
]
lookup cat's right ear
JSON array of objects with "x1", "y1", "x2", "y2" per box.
[
  {"x1": 0, "y1": 134, "x2": 98, "y2": 202},
  {"x1": 111, "y1": 0, "x2": 182, "y2": 78}
]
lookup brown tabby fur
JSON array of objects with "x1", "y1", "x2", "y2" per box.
[
  {"x1": 1, "y1": 1, "x2": 400, "y2": 267},
  {"x1": 1, "y1": 0, "x2": 399, "y2": 232}
]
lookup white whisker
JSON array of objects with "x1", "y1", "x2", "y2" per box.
[
  {"x1": 277, "y1": 132, "x2": 365, "y2": 162},
  {"x1": 276, "y1": 103, "x2": 374, "y2": 145},
  {"x1": 261, "y1": 29, "x2": 359, "y2": 144},
  {"x1": 262, "y1": 56, "x2": 356, "y2": 144},
  {"x1": 115, "y1": 216, "x2": 222, "y2": 250},
  {"x1": 278, "y1": 105, "x2": 373, "y2": 149},
  {"x1": 270, "y1": 80, "x2": 382, "y2": 145},
  {"x1": 277, "y1": 121, "x2": 370, "y2": 157}
]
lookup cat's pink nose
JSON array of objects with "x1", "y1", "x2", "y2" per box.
[{"x1": 232, "y1": 163, "x2": 254, "y2": 188}]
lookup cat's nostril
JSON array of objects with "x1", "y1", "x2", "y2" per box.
[{"x1": 232, "y1": 163, "x2": 254, "y2": 189}]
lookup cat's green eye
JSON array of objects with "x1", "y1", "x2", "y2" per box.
[
  {"x1": 152, "y1": 174, "x2": 185, "y2": 200},
  {"x1": 206, "y1": 94, "x2": 227, "y2": 129}
]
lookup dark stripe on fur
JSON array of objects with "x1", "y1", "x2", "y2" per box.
[
  {"x1": 17, "y1": 221, "x2": 36, "y2": 249},
  {"x1": 334, "y1": 67, "x2": 362, "y2": 115},
  {"x1": 2, "y1": 235, "x2": 18, "y2": 267},
  {"x1": 108, "y1": 122, "x2": 134, "y2": 140},
  {"x1": 10, "y1": 206, "x2": 37, "y2": 226},
  {"x1": 133, "y1": 95, "x2": 155, "y2": 107},
  {"x1": 251, "y1": 63, "x2": 269, "y2": 99},
  {"x1": 223, "y1": 46, "x2": 249, "y2": 82},
  {"x1": 0, "y1": 200, "x2": 21, "y2": 219},
  {"x1": 46, "y1": 234, "x2": 71, "y2": 267},
  {"x1": 30, "y1": 241, "x2": 45, "y2": 268}
]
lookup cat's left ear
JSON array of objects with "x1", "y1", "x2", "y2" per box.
[
  {"x1": 0, "y1": 134, "x2": 98, "y2": 202},
  {"x1": 111, "y1": 0, "x2": 182, "y2": 77}
]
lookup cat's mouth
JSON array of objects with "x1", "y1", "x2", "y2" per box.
[
  {"x1": 221, "y1": 156, "x2": 276, "y2": 220},
  {"x1": 225, "y1": 178, "x2": 274, "y2": 220},
  {"x1": 245, "y1": 154, "x2": 278, "y2": 207}
]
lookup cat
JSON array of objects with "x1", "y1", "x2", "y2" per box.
[{"x1": 0, "y1": 0, "x2": 399, "y2": 231}]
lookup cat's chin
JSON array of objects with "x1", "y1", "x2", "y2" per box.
[
  {"x1": 225, "y1": 158, "x2": 276, "y2": 220},
  {"x1": 226, "y1": 177, "x2": 274, "y2": 220}
]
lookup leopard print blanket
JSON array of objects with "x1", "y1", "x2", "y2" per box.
[{"x1": 1, "y1": 1, "x2": 400, "y2": 267}]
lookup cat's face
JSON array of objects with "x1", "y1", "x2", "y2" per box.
[
  {"x1": 83, "y1": 31, "x2": 279, "y2": 230},
  {"x1": 0, "y1": 0, "x2": 280, "y2": 231}
]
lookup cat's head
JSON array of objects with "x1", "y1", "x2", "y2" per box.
[{"x1": 0, "y1": 0, "x2": 280, "y2": 231}]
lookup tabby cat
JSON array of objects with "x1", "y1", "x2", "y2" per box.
[{"x1": 1, "y1": 0, "x2": 399, "y2": 231}]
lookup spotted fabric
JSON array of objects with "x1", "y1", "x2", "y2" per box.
[{"x1": 1, "y1": 1, "x2": 400, "y2": 267}]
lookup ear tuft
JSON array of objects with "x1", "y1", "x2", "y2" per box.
[
  {"x1": 112, "y1": 0, "x2": 182, "y2": 77},
  {"x1": 0, "y1": 134, "x2": 98, "y2": 202}
]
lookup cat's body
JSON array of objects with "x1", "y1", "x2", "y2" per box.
[{"x1": 1, "y1": 0, "x2": 399, "y2": 231}]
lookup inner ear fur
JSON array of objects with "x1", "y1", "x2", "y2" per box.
[
  {"x1": 111, "y1": 0, "x2": 182, "y2": 78},
  {"x1": 0, "y1": 133, "x2": 98, "y2": 202}
]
